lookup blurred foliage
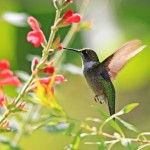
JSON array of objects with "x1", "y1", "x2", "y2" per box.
[{"x1": 0, "y1": 0, "x2": 150, "y2": 150}]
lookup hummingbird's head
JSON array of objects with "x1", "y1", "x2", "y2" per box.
[{"x1": 63, "y1": 48, "x2": 99, "y2": 62}]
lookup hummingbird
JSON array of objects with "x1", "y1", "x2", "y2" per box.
[{"x1": 63, "y1": 39, "x2": 146, "y2": 116}]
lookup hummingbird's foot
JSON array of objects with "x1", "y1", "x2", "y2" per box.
[{"x1": 94, "y1": 95, "x2": 105, "y2": 104}]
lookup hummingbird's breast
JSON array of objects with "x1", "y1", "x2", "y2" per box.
[{"x1": 83, "y1": 61, "x2": 104, "y2": 95}]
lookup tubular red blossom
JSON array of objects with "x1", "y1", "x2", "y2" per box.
[
  {"x1": 0, "y1": 69, "x2": 13, "y2": 78},
  {"x1": 27, "y1": 16, "x2": 45, "y2": 47},
  {"x1": 32, "y1": 75, "x2": 67, "y2": 95},
  {"x1": 27, "y1": 16, "x2": 40, "y2": 31},
  {"x1": 0, "y1": 76, "x2": 21, "y2": 87},
  {"x1": 57, "y1": 9, "x2": 81, "y2": 27},
  {"x1": 52, "y1": 75, "x2": 67, "y2": 84},
  {"x1": 43, "y1": 66, "x2": 55, "y2": 74},
  {"x1": 66, "y1": 14, "x2": 81, "y2": 24},
  {"x1": 63, "y1": 10, "x2": 73, "y2": 19},
  {"x1": 27, "y1": 30, "x2": 45, "y2": 47},
  {"x1": 0, "y1": 59, "x2": 21, "y2": 88},
  {"x1": 0, "y1": 60, "x2": 10, "y2": 70}
]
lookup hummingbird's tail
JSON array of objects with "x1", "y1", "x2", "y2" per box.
[{"x1": 107, "y1": 100, "x2": 115, "y2": 121}]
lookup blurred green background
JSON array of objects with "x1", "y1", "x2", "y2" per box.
[{"x1": 0, "y1": 0, "x2": 150, "y2": 149}]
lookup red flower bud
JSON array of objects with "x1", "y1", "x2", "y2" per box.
[
  {"x1": 58, "y1": 44, "x2": 63, "y2": 50},
  {"x1": 43, "y1": 66, "x2": 55, "y2": 74},
  {"x1": 0, "y1": 120, "x2": 9, "y2": 129},
  {"x1": 17, "y1": 102, "x2": 25, "y2": 109},
  {"x1": 31, "y1": 57, "x2": 39, "y2": 72}
]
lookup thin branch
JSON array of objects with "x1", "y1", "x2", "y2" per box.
[{"x1": 83, "y1": 124, "x2": 150, "y2": 144}]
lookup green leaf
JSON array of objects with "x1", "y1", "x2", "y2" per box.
[
  {"x1": 65, "y1": 130, "x2": 82, "y2": 150},
  {"x1": 122, "y1": 103, "x2": 139, "y2": 114},
  {"x1": 116, "y1": 117, "x2": 140, "y2": 133},
  {"x1": 65, "y1": 122, "x2": 75, "y2": 136},
  {"x1": 99, "y1": 110, "x2": 124, "y2": 137},
  {"x1": 98, "y1": 142, "x2": 106, "y2": 150}
]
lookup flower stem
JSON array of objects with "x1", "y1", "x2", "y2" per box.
[{"x1": 46, "y1": 9, "x2": 61, "y2": 51}]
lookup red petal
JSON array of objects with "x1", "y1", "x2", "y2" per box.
[
  {"x1": 32, "y1": 57, "x2": 39, "y2": 66},
  {"x1": 39, "y1": 77, "x2": 50, "y2": 85},
  {"x1": 54, "y1": 75, "x2": 67, "y2": 84},
  {"x1": 0, "y1": 69, "x2": 13, "y2": 78},
  {"x1": 66, "y1": 14, "x2": 81, "y2": 24},
  {"x1": 43, "y1": 66, "x2": 55, "y2": 74},
  {"x1": 0, "y1": 76, "x2": 21, "y2": 87},
  {"x1": 0, "y1": 95, "x2": 5, "y2": 108},
  {"x1": 27, "y1": 30, "x2": 44, "y2": 47},
  {"x1": 51, "y1": 87, "x2": 54, "y2": 95},
  {"x1": 0, "y1": 60, "x2": 10, "y2": 70},
  {"x1": 66, "y1": 0, "x2": 73, "y2": 2},
  {"x1": 28, "y1": 16, "x2": 40, "y2": 31},
  {"x1": 63, "y1": 9, "x2": 73, "y2": 19}
]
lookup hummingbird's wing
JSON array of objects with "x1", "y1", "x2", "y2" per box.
[{"x1": 102, "y1": 39, "x2": 146, "y2": 81}]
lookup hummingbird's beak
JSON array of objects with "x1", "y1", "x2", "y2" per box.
[{"x1": 63, "y1": 47, "x2": 79, "y2": 53}]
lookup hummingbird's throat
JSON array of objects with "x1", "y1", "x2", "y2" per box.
[{"x1": 83, "y1": 61, "x2": 99, "y2": 69}]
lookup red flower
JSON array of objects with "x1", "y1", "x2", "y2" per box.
[
  {"x1": 0, "y1": 60, "x2": 10, "y2": 70},
  {"x1": 31, "y1": 57, "x2": 39, "y2": 73},
  {"x1": 57, "y1": 10, "x2": 81, "y2": 27},
  {"x1": 43, "y1": 66, "x2": 55, "y2": 74},
  {"x1": 0, "y1": 76, "x2": 21, "y2": 87},
  {"x1": 28, "y1": 16, "x2": 40, "y2": 31},
  {"x1": 43, "y1": 59, "x2": 55, "y2": 75},
  {"x1": 27, "y1": 16, "x2": 45, "y2": 48},
  {"x1": 31, "y1": 75, "x2": 67, "y2": 95},
  {"x1": 0, "y1": 60, "x2": 21, "y2": 87},
  {"x1": 63, "y1": 10, "x2": 81, "y2": 25}
]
